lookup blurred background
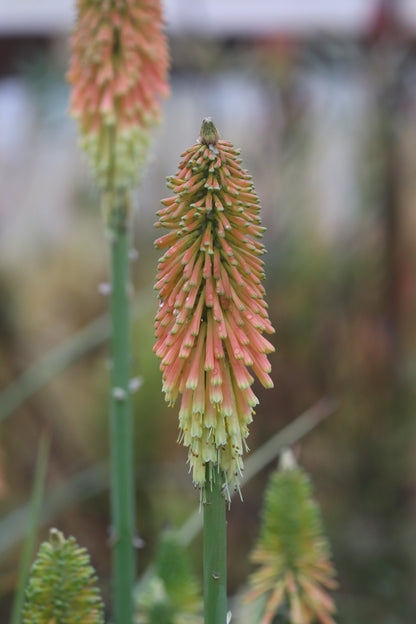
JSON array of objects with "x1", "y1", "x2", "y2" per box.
[{"x1": 1, "y1": 0, "x2": 416, "y2": 622}]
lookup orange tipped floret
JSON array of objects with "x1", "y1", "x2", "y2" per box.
[
  {"x1": 68, "y1": 0, "x2": 169, "y2": 189},
  {"x1": 154, "y1": 119, "x2": 275, "y2": 493}
]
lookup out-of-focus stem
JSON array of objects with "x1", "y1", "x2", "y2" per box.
[
  {"x1": 203, "y1": 467, "x2": 227, "y2": 624},
  {"x1": 108, "y1": 189, "x2": 135, "y2": 624}
]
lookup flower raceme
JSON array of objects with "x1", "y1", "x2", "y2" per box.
[
  {"x1": 246, "y1": 454, "x2": 338, "y2": 624},
  {"x1": 154, "y1": 119, "x2": 275, "y2": 493},
  {"x1": 68, "y1": 0, "x2": 169, "y2": 189},
  {"x1": 23, "y1": 529, "x2": 104, "y2": 624}
]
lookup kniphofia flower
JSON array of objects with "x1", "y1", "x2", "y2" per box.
[
  {"x1": 154, "y1": 119, "x2": 275, "y2": 493},
  {"x1": 23, "y1": 529, "x2": 104, "y2": 624},
  {"x1": 67, "y1": 0, "x2": 169, "y2": 189},
  {"x1": 245, "y1": 452, "x2": 338, "y2": 624}
]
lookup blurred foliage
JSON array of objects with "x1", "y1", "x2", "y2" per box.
[
  {"x1": 9, "y1": 435, "x2": 49, "y2": 624},
  {"x1": 135, "y1": 532, "x2": 202, "y2": 624}
]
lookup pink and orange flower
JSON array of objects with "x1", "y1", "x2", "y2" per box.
[
  {"x1": 154, "y1": 119, "x2": 275, "y2": 492},
  {"x1": 68, "y1": 0, "x2": 169, "y2": 189}
]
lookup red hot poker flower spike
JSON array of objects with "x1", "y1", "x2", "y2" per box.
[
  {"x1": 154, "y1": 118, "x2": 275, "y2": 495},
  {"x1": 68, "y1": 0, "x2": 169, "y2": 190}
]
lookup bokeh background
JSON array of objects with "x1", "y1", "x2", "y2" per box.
[{"x1": 2, "y1": 0, "x2": 416, "y2": 622}]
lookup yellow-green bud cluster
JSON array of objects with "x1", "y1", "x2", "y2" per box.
[
  {"x1": 246, "y1": 458, "x2": 338, "y2": 624},
  {"x1": 23, "y1": 529, "x2": 104, "y2": 624}
]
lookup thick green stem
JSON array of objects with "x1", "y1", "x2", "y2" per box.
[
  {"x1": 203, "y1": 467, "x2": 227, "y2": 624},
  {"x1": 108, "y1": 192, "x2": 135, "y2": 624}
]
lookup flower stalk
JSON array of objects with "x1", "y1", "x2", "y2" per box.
[
  {"x1": 203, "y1": 468, "x2": 227, "y2": 624},
  {"x1": 68, "y1": 0, "x2": 169, "y2": 621},
  {"x1": 108, "y1": 189, "x2": 135, "y2": 624}
]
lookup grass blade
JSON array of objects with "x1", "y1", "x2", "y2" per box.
[{"x1": 9, "y1": 433, "x2": 50, "y2": 624}]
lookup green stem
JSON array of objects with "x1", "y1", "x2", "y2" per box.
[
  {"x1": 108, "y1": 191, "x2": 135, "y2": 624},
  {"x1": 203, "y1": 467, "x2": 227, "y2": 624}
]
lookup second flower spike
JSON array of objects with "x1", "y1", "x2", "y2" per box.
[
  {"x1": 68, "y1": 0, "x2": 169, "y2": 190},
  {"x1": 154, "y1": 119, "x2": 275, "y2": 496}
]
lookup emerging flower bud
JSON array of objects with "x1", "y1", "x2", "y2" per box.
[
  {"x1": 23, "y1": 529, "x2": 104, "y2": 624},
  {"x1": 154, "y1": 119, "x2": 275, "y2": 494},
  {"x1": 245, "y1": 461, "x2": 338, "y2": 624},
  {"x1": 68, "y1": 0, "x2": 169, "y2": 190}
]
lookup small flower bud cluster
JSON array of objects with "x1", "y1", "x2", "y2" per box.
[
  {"x1": 246, "y1": 459, "x2": 338, "y2": 624},
  {"x1": 23, "y1": 529, "x2": 104, "y2": 624},
  {"x1": 154, "y1": 119, "x2": 275, "y2": 493},
  {"x1": 68, "y1": 0, "x2": 169, "y2": 189}
]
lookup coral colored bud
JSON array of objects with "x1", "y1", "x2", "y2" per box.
[
  {"x1": 154, "y1": 120, "x2": 275, "y2": 495},
  {"x1": 68, "y1": 0, "x2": 169, "y2": 190}
]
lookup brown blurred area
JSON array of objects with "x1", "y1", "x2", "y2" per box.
[{"x1": 2, "y1": 1, "x2": 416, "y2": 622}]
